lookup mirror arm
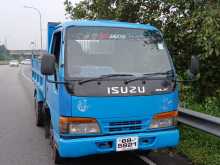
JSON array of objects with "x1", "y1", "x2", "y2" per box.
[
  {"x1": 46, "y1": 76, "x2": 68, "y2": 84},
  {"x1": 176, "y1": 78, "x2": 198, "y2": 83}
]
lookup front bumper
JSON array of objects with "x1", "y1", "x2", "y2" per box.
[{"x1": 56, "y1": 129, "x2": 179, "y2": 158}]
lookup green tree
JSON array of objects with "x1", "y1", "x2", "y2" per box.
[
  {"x1": 0, "y1": 45, "x2": 8, "y2": 61},
  {"x1": 64, "y1": 0, "x2": 220, "y2": 99}
]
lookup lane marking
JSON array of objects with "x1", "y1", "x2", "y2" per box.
[
  {"x1": 139, "y1": 155, "x2": 157, "y2": 165},
  {"x1": 21, "y1": 66, "x2": 32, "y2": 83}
]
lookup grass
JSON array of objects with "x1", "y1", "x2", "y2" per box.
[
  {"x1": 178, "y1": 87, "x2": 220, "y2": 164},
  {"x1": 177, "y1": 124, "x2": 220, "y2": 165}
]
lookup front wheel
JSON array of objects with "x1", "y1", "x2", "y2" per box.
[
  {"x1": 34, "y1": 99, "x2": 44, "y2": 127},
  {"x1": 52, "y1": 147, "x2": 65, "y2": 164},
  {"x1": 43, "y1": 107, "x2": 50, "y2": 139},
  {"x1": 51, "y1": 132, "x2": 65, "y2": 164}
]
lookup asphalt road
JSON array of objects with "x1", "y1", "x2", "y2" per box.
[{"x1": 0, "y1": 65, "x2": 192, "y2": 165}]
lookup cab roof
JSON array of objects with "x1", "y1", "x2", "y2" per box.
[{"x1": 58, "y1": 19, "x2": 159, "y2": 31}]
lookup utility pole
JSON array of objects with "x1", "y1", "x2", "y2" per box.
[
  {"x1": 4, "y1": 38, "x2": 7, "y2": 48},
  {"x1": 24, "y1": 5, "x2": 43, "y2": 49}
]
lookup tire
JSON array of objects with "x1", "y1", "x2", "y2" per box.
[
  {"x1": 49, "y1": 121, "x2": 54, "y2": 146},
  {"x1": 53, "y1": 147, "x2": 64, "y2": 164},
  {"x1": 43, "y1": 107, "x2": 50, "y2": 139},
  {"x1": 51, "y1": 134, "x2": 64, "y2": 164},
  {"x1": 34, "y1": 99, "x2": 44, "y2": 127}
]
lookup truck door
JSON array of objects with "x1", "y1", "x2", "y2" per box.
[{"x1": 46, "y1": 31, "x2": 62, "y2": 132}]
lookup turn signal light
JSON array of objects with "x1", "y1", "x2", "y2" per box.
[
  {"x1": 59, "y1": 117, "x2": 97, "y2": 124},
  {"x1": 150, "y1": 111, "x2": 178, "y2": 129},
  {"x1": 153, "y1": 111, "x2": 178, "y2": 120}
]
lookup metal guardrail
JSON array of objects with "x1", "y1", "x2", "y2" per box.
[{"x1": 178, "y1": 108, "x2": 220, "y2": 137}]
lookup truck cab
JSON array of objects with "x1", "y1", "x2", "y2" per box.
[{"x1": 32, "y1": 20, "x2": 183, "y2": 164}]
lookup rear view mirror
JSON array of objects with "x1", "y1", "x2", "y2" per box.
[
  {"x1": 190, "y1": 56, "x2": 199, "y2": 75},
  {"x1": 41, "y1": 55, "x2": 55, "y2": 75},
  {"x1": 186, "y1": 56, "x2": 199, "y2": 80}
]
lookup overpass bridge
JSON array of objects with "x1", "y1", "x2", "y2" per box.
[{"x1": 9, "y1": 50, "x2": 47, "y2": 59}]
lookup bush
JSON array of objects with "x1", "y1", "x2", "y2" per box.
[{"x1": 181, "y1": 84, "x2": 220, "y2": 117}]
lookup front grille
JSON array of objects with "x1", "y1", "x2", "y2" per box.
[
  {"x1": 109, "y1": 126, "x2": 142, "y2": 132},
  {"x1": 109, "y1": 120, "x2": 142, "y2": 126},
  {"x1": 108, "y1": 120, "x2": 143, "y2": 133}
]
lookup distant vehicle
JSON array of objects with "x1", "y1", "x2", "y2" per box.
[
  {"x1": 21, "y1": 59, "x2": 31, "y2": 65},
  {"x1": 9, "y1": 60, "x2": 19, "y2": 67}
]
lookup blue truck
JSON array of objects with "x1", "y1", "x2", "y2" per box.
[{"x1": 32, "y1": 20, "x2": 199, "y2": 164}]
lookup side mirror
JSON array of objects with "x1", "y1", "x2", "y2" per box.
[
  {"x1": 187, "y1": 56, "x2": 199, "y2": 79},
  {"x1": 177, "y1": 56, "x2": 200, "y2": 83},
  {"x1": 41, "y1": 55, "x2": 55, "y2": 75},
  {"x1": 190, "y1": 56, "x2": 199, "y2": 75}
]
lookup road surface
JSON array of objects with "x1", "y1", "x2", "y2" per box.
[{"x1": 0, "y1": 65, "x2": 192, "y2": 165}]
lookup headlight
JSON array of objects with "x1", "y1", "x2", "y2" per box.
[
  {"x1": 69, "y1": 123, "x2": 100, "y2": 134},
  {"x1": 60, "y1": 117, "x2": 100, "y2": 134},
  {"x1": 150, "y1": 111, "x2": 178, "y2": 129}
]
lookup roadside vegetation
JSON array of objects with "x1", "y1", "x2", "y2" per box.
[
  {"x1": 181, "y1": 85, "x2": 220, "y2": 117},
  {"x1": 0, "y1": 45, "x2": 19, "y2": 62},
  {"x1": 177, "y1": 125, "x2": 220, "y2": 165},
  {"x1": 64, "y1": 0, "x2": 220, "y2": 110},
  {"x1": 64, "y1": 1, "x2": 220, "y2": 164},
  {"x1": 0, "y1": 45, "x2": 8, "y2": 61}
]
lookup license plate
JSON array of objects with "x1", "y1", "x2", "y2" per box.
[{"x1": 116, "y1": 136, "x2": 138, "y2": 152}]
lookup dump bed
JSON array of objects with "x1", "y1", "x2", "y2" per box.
[
  {"x1": 47, "y1": 22, "x2": 60, "y2": 51},
  {"x1": 32, "y1": 56, "x2": 46, "y2": 101}
]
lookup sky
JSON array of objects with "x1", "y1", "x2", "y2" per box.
[{"x1": 0, "y1": 0, "x2": 81, "y2": 50}]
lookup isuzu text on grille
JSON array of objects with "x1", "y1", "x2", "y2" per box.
[{"x1": 107, "y1": 86, "x2": 146, "y2": 95}]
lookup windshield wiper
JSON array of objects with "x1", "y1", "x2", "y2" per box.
[
  {"x1": 125, "y1": 70, "x2": 175, "y2": 84},
  {"x1": 78, "y1": 74, "x2": 134, "y2": 85}
]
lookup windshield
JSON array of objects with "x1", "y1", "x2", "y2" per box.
[{"x1": 65, "y1": 26, "x2": 172, "y2": 79}]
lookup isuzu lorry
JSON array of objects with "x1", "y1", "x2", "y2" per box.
[{"x1": 32, "y1": 20, "x2": 199, "y2": 164}]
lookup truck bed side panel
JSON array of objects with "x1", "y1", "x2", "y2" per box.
[{"x1": 32, "y1": 57, "x2": 45, "y2": 101}]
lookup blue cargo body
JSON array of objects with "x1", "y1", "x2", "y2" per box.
[{"x1": 32, "y1": 20, "x2": 180, "y2": 162}]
